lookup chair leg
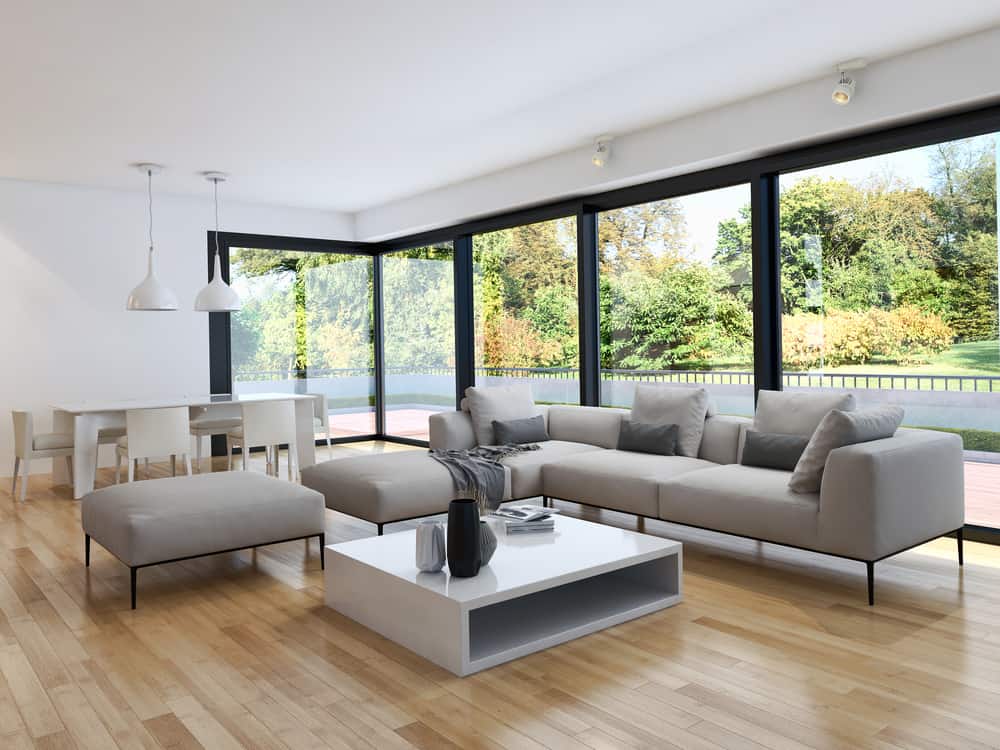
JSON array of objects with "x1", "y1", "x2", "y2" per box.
[
  {"x1": 867, "y1": 561, "x2": 875, "y2": 606},
  {"x1": 11, "y1": 457, "x2": 19, "y2": 496},
  {"x1": 128, "y1": 459, "x2": 135, "y2": 483},
  {"x1": 85, "y1": 535, "x2": 90, "y2": 567},
  {"x1": 226, "y1": 436, "x2": 233, "y2": 471},
  {"x1": 130, "y1": 567, "x2": 137, "y2": 610},
  {"x1": 144, "y1": 458, "x2": 150, "y2": 478},
  {"x1": 184, "y1": 454, "x2": 192, "y2": 476},
  {"x1": 170, "y1": 455, "x2": 176, "y2": 477},
  {"x1": 115, "y1": 451, "x2": 121, "y2": 485},
  {"x1": 19, "y1": 458, "x2": 30, "y2": 501},
  {"x1": 65, "y1": 455, "x2": 74, "y2": 485},
  {"x1": 195, "y1": 435, "x2": 202, "y2": 473},
  {"x1": 327, "y1": 430, "x2": 332, "y2": 459},
  {"x1": 957, "y1": 527, "x2": 964, "y2": 566}
]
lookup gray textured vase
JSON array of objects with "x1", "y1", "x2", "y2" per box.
[{"x1": 479, "y1": 520, "x2": 498, "y2": 566}]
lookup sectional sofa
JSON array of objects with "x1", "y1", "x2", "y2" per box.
[{"x1": 301, "y1": 391, "x2": 965, "y2": 604}]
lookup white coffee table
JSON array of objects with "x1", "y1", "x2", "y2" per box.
[{"x1": 324, "y1": 515, "x2": 682, "y2": 676}]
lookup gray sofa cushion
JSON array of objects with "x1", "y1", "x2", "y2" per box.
[
  {"x1": 543, "y1": 450, "x2": 716, "y2": 518},
  {"x1": 631, "y1": 385, "x2": 709, "y2": 457},
  {"x1": 81, "y1": 472, "x2": 325, "y2": 567},
  {"x1": 753, "y1": 390, "x2": 856, "y2": 437},
  {"x1": 493, "y1": 414, "x2": 549, "y2": 444},
  {"x1": 789, "y1": 405, "x2": 905, "y2": 493},
  {"x1": 659, "y1": 464, "x2": 820, "y2": 548},
  {"x1": 740, "y1": 431, "x2": 809, "y2": 471},
  {"x1": 503, "y1": 440, "x2": 604, "y2": 499},
  {"x1": 617, "y1": 420, "x2": 678, "y2": 455},
  {"x1": 465, "y1": 384, "x2": 537, "y2": 445}
]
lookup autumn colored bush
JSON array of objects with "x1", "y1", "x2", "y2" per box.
[{"x1": 782, "y1": 306, "x2": 952, "y2": 369}]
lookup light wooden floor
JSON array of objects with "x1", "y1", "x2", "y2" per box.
[{"x1": 1, "y1": 442, "x2": 997, "y2": 750}]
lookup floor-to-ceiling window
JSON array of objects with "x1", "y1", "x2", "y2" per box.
[
  {"x1": 598, "y1": 185, "x2": 755, "y2": 416},
  {"x1": 382, "y1": 244, "x2": 455, "y2": 440},
  {"x1": 229, "y1": 249, "x2": 375, "y2": 438},
  {"x1": 472, "y1": 217, "x2": 580, "y2": 404},
  {"x1": 778, "y1": 133, "x2": 1000, "y2": 527}
]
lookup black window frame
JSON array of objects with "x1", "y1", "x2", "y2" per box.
[{"x1": 208, "y1": 103, "x2": 1000, "y2": 545}]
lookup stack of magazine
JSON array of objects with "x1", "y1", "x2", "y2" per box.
[{"x1": 492, "y1": 505, "x2": 558, "y2": 534}]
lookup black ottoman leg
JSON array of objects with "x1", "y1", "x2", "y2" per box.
[
  {"x1": 85, "y1": 535, "x2": 90, "y2": 567},
  {"x1": 130, "y1": 567, "x2": 137, "y2": 610}
]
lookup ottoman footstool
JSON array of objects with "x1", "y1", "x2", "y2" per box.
[{"x1": 82, "y1": 472, "x2": 326, "y2": 608}]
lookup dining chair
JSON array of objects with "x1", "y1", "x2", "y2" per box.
[
  {"x1": 226, "y1": 400, "x2": 298, "y2": 480},
  {"x1": 11, "y1": 411, "x2": 74, "y2": 501},
  {"x1": 311, "y1": 393, "x2": 333, "y2": 457},
  {"x1": 188, "y1": 404, "x2": 242, "y2": 472},
  {"x1": 115, "y1": 406, "x2": 192, "y2": 483}
]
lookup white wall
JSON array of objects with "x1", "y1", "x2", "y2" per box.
[
  {"x1": 0, "y1": 178, "x2": 353, "y2": 475},
  {"x1": 355, "y1": 26, "x2": 1000, "y2": 240}
]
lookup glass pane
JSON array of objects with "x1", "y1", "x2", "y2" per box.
[
  {"x1": 598, "y1": 185, "x2": 754, "y2": 416},
  {"x1": 473, "y1": 218, "x2": 579, "y2": 404},
  {"x1": 230, "y1": 249, "x2": 375, "y2": 437},
  {"x1": 779, "y1": 133, "x2": 1000, "y2": 527},
  {"x1": 383, "y1": 244, "x2": 456, "y2": 440}
]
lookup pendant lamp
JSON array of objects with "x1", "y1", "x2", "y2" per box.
[
  {"x1": 194, "y1": 172, "x2": 241, "y2": 312},
  {"x1": 127, "y1": 163, "x2": 178, "y2": 311}
]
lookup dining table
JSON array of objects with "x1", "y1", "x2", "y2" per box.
[{"x1": 51, "y1": 393, "x2": 319, "y2": 499}]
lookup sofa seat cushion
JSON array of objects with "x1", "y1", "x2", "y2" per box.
[
  {"x1": 543, "y1": 450, "x2": 717, "y2": 518},
  {"x1": 503, "y1": 440, "x2": 604, "y2": 499},
  {"x1": 658, "y1": 465, "x2": 819, "y2": 548},
  {"x1": 81, "y1": 472, "x2": 325, "y2": 567},
  {"x1": 302, "y1": 450, "x2": 461, "y2": 524}
]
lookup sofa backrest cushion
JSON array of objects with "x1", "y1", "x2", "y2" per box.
[
  {"x1": 630, "y1": 385, "x2": 710, "y2": 457},
  {"x1": 465, "y1": 384, "x2": 538, "y2": 445},
  {"x1": 699, "y1": 414, "x2": 751, "y2": 465},
  {"x1": 753, "y1": 390, "x2": 856, "y2": 437},
  {"x1": 788, "y1": 405, "x2": 904, "y2": 493},
  {"x1": 547, "y1": 405, "x2": 626, "y2": 449}
]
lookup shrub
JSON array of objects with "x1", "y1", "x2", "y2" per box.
[{"x1": 782, "y1": 306, "x2": 952, "y2": 369}]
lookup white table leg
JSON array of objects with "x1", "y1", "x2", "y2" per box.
[
  {"x1": 73, "y1": 414, "x2": 100, "y2": 499},
  {"x1": 295, "y1": 399, "x2": 316, "y2": 470},
  {"x1": 52, "y1": 410, "x2": 73, "y2": 484}
]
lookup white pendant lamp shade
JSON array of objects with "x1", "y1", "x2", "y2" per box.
[
  {"x1": 127, "y1": 163, "x2": 178, "y2": 311},
  {"x1": 195, "y1": 253, "x2": 241, "y2": 311},
  {"x1": 127, "y1": 247, "x2": 179, "y2": 310},
  {"x1": 195, "y1": 172, "x2": 242, "y2": 312}
]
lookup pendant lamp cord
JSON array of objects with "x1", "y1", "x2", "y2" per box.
[
  {"x1": 213, "y1": 178, "x2": 221, "y2": 257},
  {"x1": 147, "y1": 168, "x2": 154, "y2": 250}
]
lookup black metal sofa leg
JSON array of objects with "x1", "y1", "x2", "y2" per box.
[
  {"x1": 867, "y1": 561, "x2": 875, "y2": 606},
  {"x1": 85, "y1": 535, "x2": 90, "y2": 567},
  {"x1": 957, "y1": 527, "x2": 964, "y2": 566},
  {"x1": 319, "y1": 533, "x2": 325, "y2": 570},
  {"x1": 130, "y1": 567, "x2": 137, "y2": 610}
]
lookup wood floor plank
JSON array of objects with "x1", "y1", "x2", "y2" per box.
[{"x1": 0, "y1": 445, "x2": 998, "y2": 750}]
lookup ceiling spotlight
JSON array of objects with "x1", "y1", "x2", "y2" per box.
[
  {"x1": 831, "y1": 59, "x2": 866, "y2": 105},
  {"x1": 592, "y1": 135, "x2": 613, "y2": 167}
]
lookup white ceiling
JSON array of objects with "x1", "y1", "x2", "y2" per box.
[{"x1": 3, "y1": 1, "x2": 1000, "y2": 214}]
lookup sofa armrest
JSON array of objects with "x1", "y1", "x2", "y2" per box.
[
  {"x1": 818, "y1": 429, "x2": 964, "y2": 560},
  {"x1": 429, "y1": 410, "x2": 477, "y2": 451}
]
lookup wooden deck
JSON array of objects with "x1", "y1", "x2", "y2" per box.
[{"x1": 0, "y1": 443, "x2": 997, "y2": 749}]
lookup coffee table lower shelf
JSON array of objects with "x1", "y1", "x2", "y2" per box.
[{"x1": 325, "y1": 539, "x2": 681, "y2": 676}]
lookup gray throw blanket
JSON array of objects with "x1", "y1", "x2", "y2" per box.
[{"x1": 430, "y1": 444, "x2": 540, "y2": 510}]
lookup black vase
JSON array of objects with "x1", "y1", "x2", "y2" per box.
[{"x1": 447, "y1": 499, "x2": 482, "y2": 577}]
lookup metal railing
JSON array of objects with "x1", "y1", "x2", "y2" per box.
[{"x1": 233, "y1": 366, "x2": 1000, "y2": 393}]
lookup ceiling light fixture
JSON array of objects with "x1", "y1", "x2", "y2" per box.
[
  {"x1": 592, "y1": 135, "x2": 613, "y2": 167},
  {"x1": 832, "y1": 59, "x2": 866, "y2": 105},
  {"x1": 194, "y1": 172, "x2": 242, "y2": 312},
  {"x1": 127, "y1": 163, "x2": 178, "y2": 311}
]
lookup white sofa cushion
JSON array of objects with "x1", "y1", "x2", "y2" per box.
[
  {"x1": 659, "y1": 464, "x2": 820, "y2": 548},
  {"x1": 543, "y1": 450, "x2": 716, "y2": 517},
  {"x1": 630, "y1": 385, "x2": 710, "y2": 457},
  {"x1": 547, "y1": 405, "x2": 626, "y2": 449},
  {"x1": 753, "y1": 390, "x2": 856, "y2": 437},
  {"x1": 465, "y1": 384, "x2": 537, "y2": 446},
  {"x1": 503, "y1": 440, "x2": 604, "y2": 499},
  {"x1": 789, "y1": 405, "x2": 905, "y2": 493}
]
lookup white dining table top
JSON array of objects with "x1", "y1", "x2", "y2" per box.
[{"x1": 52, "y1": 392, "x2": 316, "y2": 414}]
